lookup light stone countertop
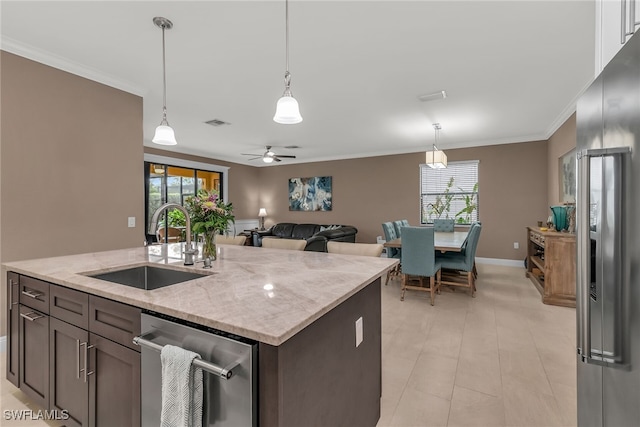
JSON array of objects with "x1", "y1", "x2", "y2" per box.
[{"x1": 3, "y1": 244, "x2": 398, "y2": 346}]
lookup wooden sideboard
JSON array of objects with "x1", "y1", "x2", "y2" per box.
[{"x1": 526, "y1": 226, "x2": 576, "y2": 308}]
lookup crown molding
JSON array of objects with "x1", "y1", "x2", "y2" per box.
[{"x1": 1, "y1": 37, "x2": 145, "y2": 97}]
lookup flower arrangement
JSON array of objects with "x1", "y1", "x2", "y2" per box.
[{"x1": 185, "y1": 189, "x2": 234, "y2": 259}]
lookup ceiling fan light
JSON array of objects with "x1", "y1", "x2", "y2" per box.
[
  {"x1": 273, "y1": 95, "x2": 303, "y2": 124},
  {"x1": 262, "y1": 155, "x2": 274, "y2": 163},
  {"x1": 152, "y1": 124, "x2": 177, "y2": 145}
]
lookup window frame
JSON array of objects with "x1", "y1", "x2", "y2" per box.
[
  {"x1": 144, "y1": 154, "x2": 230, "y2": 242},
  {"x1": 419, "y1": 160, "x2": 479, "y2": 225}
]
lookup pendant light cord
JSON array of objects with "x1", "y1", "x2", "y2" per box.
[
  {"x1": 286, "y1": 0, "x2": 289, "y2": 73},
  {"x1": 161, "y1": 24, "x2": 168, "y2": 123},
  {"x1": 284, "y1": 0, "x2": 291, "y2": 90}
]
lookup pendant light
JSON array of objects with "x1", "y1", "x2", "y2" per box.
[
  {"x1": 426, "y1": 123, "x2": 447, "y2": 169},
  {"x1": 152, "y1": 17, "x2": 177, "y2": 145},
  {"x1": 273, "y1": 0, "x2": 303, "y2": 124}
]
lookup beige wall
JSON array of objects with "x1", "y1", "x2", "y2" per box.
[
  {"x1": 547, "y1": 113, "x2": 577, "y2": 206},
  {"x1": 0, "y1": 51, "x2": 577, "y2": 339},
  {"x1": 1, "y1": 52, "x2": 144, "y2": 335},
  {"x1": 256, "y1": 140, "x2": 549, "y2": 262},
  {"x1": 144, "y1": 147, "x2": 260, "y2": 221}
]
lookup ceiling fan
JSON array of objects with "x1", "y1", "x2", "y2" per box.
[{"x1": 241, "y1": 145, "x2": 297, "y2": 163}]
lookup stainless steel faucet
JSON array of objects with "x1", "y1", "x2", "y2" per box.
[{"x1": 148, "y1": 203, "x2": 195, "y2": 265}]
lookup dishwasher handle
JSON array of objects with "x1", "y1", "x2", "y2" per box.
[{"x1": 133, "y1": 334, "x2": 237, "y2": 380}]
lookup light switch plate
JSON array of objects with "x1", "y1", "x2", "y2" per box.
[
  {"x1": 355, "y1": 317, "x2": 363, "y2": 347},
  {"x1": 513, "y1": 242, "x2": 519, "y2": 249},
  {"x1": 128, "y1": 217, "x2": 136, "y2": 228}
]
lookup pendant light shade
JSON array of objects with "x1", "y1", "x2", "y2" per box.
[
  {"x1": 273, "y1": 0, "x2": 302, "y2": 124},
  {"x1": 152, "y1": 125, "x2": 176, "y2": 146},
  {"x1": 425, "y1": 148, "x2": 448, "y2": 169},
  {"x1": 152, "y1": 17, "x2": 177, "y2": 146},
  {"x1": 426, "y1": 123, "x2": 447, "y2": 169},
  {"x1": 274, "y1": 84, "x2": 303, "y2": 124}
]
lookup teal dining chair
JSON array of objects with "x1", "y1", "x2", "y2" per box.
[
  {"x1": 437, "y1": 223, "x2": 482, "y2": 297},
  {"x1": 453, "y1": 221, "x2": 481, "y2": 279},
  {"x1": 382, "y1": 222, "x2": 401, "y2": 284},
  {"x1": 400, "y1": 226, "x2": 442, "y2": 305},
  {"x1": 392, "y1": 219, "x2": 410, "y2": 237},
  {"x1": 433, "y1": 218, "x2": 455, "y2": 232}
]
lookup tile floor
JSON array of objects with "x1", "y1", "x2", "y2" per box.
[
  {"x1": 378, "y1": 264, "x2": 576, "y2": 427},
  {"x1": 0, "y1": 264, "x2": 576, "y2": 427}
]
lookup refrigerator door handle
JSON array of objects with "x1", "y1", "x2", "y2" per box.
[
  {"x1": 577, "y1": 149, "x2": 591, "y2": 360},
  {"x1": 577, "y1": 147, "x2": 630, "y2": 368}
]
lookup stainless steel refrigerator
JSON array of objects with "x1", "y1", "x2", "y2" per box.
[{"x1": 576, "y1": 28, "x2": 640, "y2": 427}]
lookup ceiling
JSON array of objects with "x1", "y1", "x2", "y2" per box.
[{"x1": 1, "y1": 1, "x2": 596, "y2": 166}]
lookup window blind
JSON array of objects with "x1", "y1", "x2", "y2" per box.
[{"x1": 420, "y1": 160, "x2": 479, "y2": 224}]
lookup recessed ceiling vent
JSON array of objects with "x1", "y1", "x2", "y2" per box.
[
  {"x1": 417, "y1": 90, "x2": 447, "y2": 102},
  {"x1": 205, "y1": 119, "x2": 230, "y2": 126}
]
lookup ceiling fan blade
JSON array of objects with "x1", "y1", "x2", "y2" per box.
[
  {"x1": 274, "y1": 155, "x2": 296, "y2": 159},
  {"x1": 241, "y1": 153, "x2": 261, "y2": 156},
  {"x1": 273, "y1": 157, "x2": 282, "y2": 162},
  {"x1": 245, "y1": 156, "x2": 262, "y2": 161}
]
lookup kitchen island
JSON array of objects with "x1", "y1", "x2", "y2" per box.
[{"x1": 4, "y1": 243, "x2": 397, "y2": 426}]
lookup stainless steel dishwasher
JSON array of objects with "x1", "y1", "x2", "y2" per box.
[{"x1": 135, "y1": 312, "x2": 257, "y2": 427}]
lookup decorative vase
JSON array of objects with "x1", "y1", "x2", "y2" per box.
[
  {"x1": 202, "y1": 231, "x2": 217, "y2": 260},
  {"x1": 550, "y1": 205, "x2": 569, "y2": 232}
]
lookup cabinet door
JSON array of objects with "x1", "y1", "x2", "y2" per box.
[
  {"x1": 19, "y1": 304, "x2": 49, "y2": 409},
  {"x1": 50, "y1": 318, "x2": 89, "y2": 427},
  {"x1": 88, "y1": 333, "x2": 140, "y2": 427},
  {"x1": 6, "y1": 272, "x2": 20, "y2": 387}
]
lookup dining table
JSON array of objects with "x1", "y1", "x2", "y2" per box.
[{"x1": 383, "y1": 231, "x2": 469, "y2": 252}]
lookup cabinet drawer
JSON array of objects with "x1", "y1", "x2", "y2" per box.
[
  {"x1": 89, "y1": 296, "x2": 141, "y2": 351},
  {"x1": 50, "y1": 284, "x2": 89, "y2": 329},
  {"x1": 529, "y1": 232, "x2": 545, "y2": 247},
  {"x1": 19, "y1": 276, "x2": 49, "y2": 314}
]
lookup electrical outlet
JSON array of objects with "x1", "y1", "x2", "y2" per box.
[
  {"x1": 514, "y1": 242, "x2": 519, "y2": 249},
  {"x1": 355, "y1": 317, "x2": 363, "y2": 347},
  {"x1": 128, "y1": 217, "x2": 136, "y2": 228}
]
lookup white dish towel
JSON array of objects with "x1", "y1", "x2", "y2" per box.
[{"x1": 160, "y1": 344, "x2": 203, "y2": 427}]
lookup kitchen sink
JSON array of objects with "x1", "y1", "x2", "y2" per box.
[{"x1": 87, "y1": 265, "x2": 209, "y2": 290}]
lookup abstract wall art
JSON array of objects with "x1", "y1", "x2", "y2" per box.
[{"x1": 288, "y1": 176, "x2": 332, "y2": 211}]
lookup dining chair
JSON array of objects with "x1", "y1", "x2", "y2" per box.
[
  {"x1": 392, "y1": 219, "x2": 410, "y2": 237},
  {"x1": 327, "y1": 242, "x2": 383, "y2": 257},
  {"x1": 215, "y1": 235, "x2": 247, "y2": 245},
  {"x1": 400, "y1": 226, "x2": 442, "y2": 305},
  {"x1": 156, "y1": 226, "x2": 182, "y2": 243},
  {"x1": 382, "y1": 222, "x2": 401, "y2": 284},
  {"x1": 437, "y1": 223, "x2": 482, "y2": 297},
  {"x1": 262, "y1": 238, "x2": 306, "y2": 251},
  {"x1": 433, "y1": 218, "x2": 455, "y2": 232}
]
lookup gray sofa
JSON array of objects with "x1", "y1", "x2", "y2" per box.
[{"x1": 252, "y1": 223, "x2": 358, "y2": 252}]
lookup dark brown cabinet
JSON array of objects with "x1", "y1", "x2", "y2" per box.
[
  {"x1": 19, "y1": 304, "x2": 50, "y2": 409},
  {"x1": 6, "y1": 272, "x2": 20, "y2": 387},
  {"x1": 89, "y1": 334, "x2": 141, "y2": 427},
  {"x1": 50, "y1": 318, "x2": 89, "y2": 427},
  {"x1": 6, "y1": 273, "x2": 141, "y2": 427}
]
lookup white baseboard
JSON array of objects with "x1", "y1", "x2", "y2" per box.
[
  {"x1": 476, "y1": 257, "x2": 525, "y2": 267},
  {"x1": 0, "y1": 335, "x2": 6, "y2": 353}
]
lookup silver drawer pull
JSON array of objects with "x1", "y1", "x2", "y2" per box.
[
  {"x1": 79, "y1": 342, "x2": 95, "y2": 383},
  {"x1": 20, "y1": 311, "x2": 45, "y2": 322},
  {"x1": 21, "y1": 289, "x2": 44, "y2": 299}
]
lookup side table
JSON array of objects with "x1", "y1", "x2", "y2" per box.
[{"x1": 238, "y1": 230, "x2": 256, "y2": 246}]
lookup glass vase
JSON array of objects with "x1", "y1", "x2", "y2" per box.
[
  {"x1": 550, "y1": 205, "x2": 568, "y2": 232},
  {"x1": 202, "y1": 231, "x2": 217, "y2": 260}
]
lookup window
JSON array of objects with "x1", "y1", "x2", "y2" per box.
[
  {"x1": 144, "y1": 161, "x2": 225, "y2": 242},
  {"x1": 420, "y1": 160, "x2": 479, "y2": 225}
]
